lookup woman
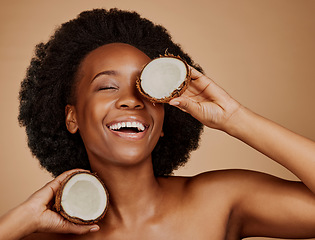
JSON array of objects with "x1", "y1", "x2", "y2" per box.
[{"x1": 1, "y1": 8, "x2": 315, "y2": 240}]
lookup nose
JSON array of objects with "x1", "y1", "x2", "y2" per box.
[{"x1": 116, "y1": 87, "x2": 144, "y2": 110}]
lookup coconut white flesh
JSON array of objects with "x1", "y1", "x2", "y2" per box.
[
  {"x1": 61, "y1": 173, "x2": 107, "y2": 221},
  {"x1": 140, "y1": 57, "x2": 187, "y2": 99}
]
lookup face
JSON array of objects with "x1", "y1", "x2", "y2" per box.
[{"x1": 66, "y1": 43, "x2": 164, "y2": 169}]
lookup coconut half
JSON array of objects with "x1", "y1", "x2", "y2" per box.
[
  {"x1": 55, "y1": 171, "x2": 109, "y2": 224},
  {"x1": 136, "y1": 55, "x2": 190, "y2": 103}
]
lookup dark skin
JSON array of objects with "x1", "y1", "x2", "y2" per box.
[{"x1": 2, "y1": 43, "x2": 315, "y2": 240}]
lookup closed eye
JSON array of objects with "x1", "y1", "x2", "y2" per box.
[{"x1": 99, "y1": 86, "x2": 118, "y2": 91}]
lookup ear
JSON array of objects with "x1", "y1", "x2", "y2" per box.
[
  {"x1": 65, "y1": 105, "x2": 79, "y2": 134},
  {"x1": 160, "y1": 130, "x2": 164, "y2": 137}
]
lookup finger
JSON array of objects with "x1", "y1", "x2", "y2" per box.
[
  {"x1": 56, "y1": 221, "x2": 100, "y2": 234},
  {"x1": 169, "y1": 96, "x2": 202, "y2": 118},
  {"x1": 189, "y1": 65, "x2": 204, "y2": 80},
  {"x1": 50, "y1": 169, "x2": 90, "y2": 193},
  {"x1": 39, "y1": 212, "x2": 100, "y2": 234},
  {"x1": 32, "y1": 169, "x2": 89, "y2": 204},
  {"x1": 187, "y1": 66, "x2": 231, "y2": 105},
  {"x1": 186, "y1": 66, "x2": 217, "y2": 96}
]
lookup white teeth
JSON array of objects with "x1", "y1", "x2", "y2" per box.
[
  {"x1": 138, "y1": 123, "x2": 145, "y2": 131},
  {"x1": 108, "y1": 122, "x2": 146, "y2": 132}
]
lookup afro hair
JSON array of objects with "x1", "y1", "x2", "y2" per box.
[{"x1": 18, "y1": 8, "x2": 204, "y2": 177}]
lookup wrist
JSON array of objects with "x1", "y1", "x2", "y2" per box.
[
  {"x1": 21, "y1": 199, "x2": 43, "y2": 234},
  {"x1": 222, "y1": 105, "x2": 252, "y2": 138},
  {"x1": 15, "y1": 201, "x2": 40, "y2": 236},
  {"x1": 0, "y1": 203, "x2": 38, "y2": 240}
]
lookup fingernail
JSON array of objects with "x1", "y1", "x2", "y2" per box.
[
  {"x1": 169, "y1": 101, "x2": 180, "y2": 106},
  {"x1": 90, "y1": 226, "x2": 100, "y2": 232}
]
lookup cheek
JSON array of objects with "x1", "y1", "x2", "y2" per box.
[
  {"x1": 152, "y1": 104, "x2": 165, "y2": 134},
  {"x1": 76, "y1": 97, "x2": 112, "y2": 138}
]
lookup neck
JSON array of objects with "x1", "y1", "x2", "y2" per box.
[{"x1": 89, "y1": 156, "x2": 164, "y2": 225}]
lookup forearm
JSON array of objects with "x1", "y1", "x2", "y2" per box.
[
  {"x1": 226, "y1": 106, "x2": 315, "y2": 192},
  {"x1": 0, "y1": 204, "x2": 37, "y2": 240}
]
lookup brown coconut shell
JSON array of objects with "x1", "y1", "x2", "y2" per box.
[
  {"x1": 136, "y1": 54, "x2": 191, "y2": 103},
  {"x1": 55, "y1": 171, "x2": 109, "y2": 224}
]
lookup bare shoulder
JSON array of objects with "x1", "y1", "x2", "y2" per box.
[
  {"x1": 166, "y1": 169, "x2": 273, "y2": 194},
  {"x1": 157, "y1": 169, "x2": 279, "y2": 213},
  {"x1": 186, "y1": 168, "x2": 296, "y2": 192},
  {"x1": 160, "y1": 169, "x2": 299, "y2": 211},
  {"x1": 156, "y1": 169, "x2": 294, "y2": 238}
]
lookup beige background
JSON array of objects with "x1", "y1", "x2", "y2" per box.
[{"x1": 0, "y1": 0, "x2": 315, "y2": 239}]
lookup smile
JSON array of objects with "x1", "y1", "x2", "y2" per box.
[
  {"x1": 106, "y1": 121, "x2": 149, "y2": 140},
  {"x1": 108, "y1": 121, "x2": 146, "y2": 132}
]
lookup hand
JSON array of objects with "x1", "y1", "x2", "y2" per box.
[
  {"x1": 25, "y1": 169, "x2": 100, "y2": 234},
  {"x1": 0, "y1": 169, "x2": 100, "y2": 240},
  {"x1": 169, "y1": 67, "x2": 241, "y2": 131}
]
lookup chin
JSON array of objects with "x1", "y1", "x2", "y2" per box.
[
  {"x1": 102, "y1": 147, "x2": 152, "y2": 167},
  {"x1": 115, "y1": 153, "x2": 150, "y2": 166}
]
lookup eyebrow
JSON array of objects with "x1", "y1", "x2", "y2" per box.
[{"x1": 91, "y1": 70, "x2": 118, "y2": 82}]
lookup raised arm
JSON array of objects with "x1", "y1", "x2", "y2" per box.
[
  {"x1": 0, "y1": 169, "x2": 99, "y2": 240},
  {"x1": 170, "y1": 66, "x2": 315, "y2": 194},
  {"x1": 170, "y1": 67, "x2": 315, "y2": 238}
]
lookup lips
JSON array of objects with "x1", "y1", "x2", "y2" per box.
[{"x1": 106, "y1": 119, "x2": 149, "y2": 140}]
